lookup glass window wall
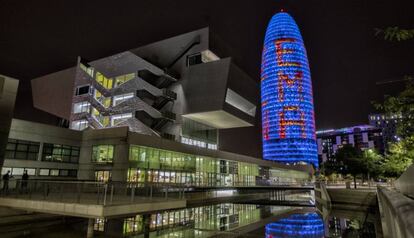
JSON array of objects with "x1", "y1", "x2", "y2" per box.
[
  {"x1": 42, "y1": 143, "x2": 80, "y2": 163},
  {"x1": 128, "y1": 145, "x2": 258, "y2": 187},
  {"x1": 92, "y1": 145, "x2": 114, "y2": 163},
  {"x1": 5, "y1": 139, "x2": 40, "y2": 161},
  {"x1": 73, "y1": 101, "x2": 90, "y2": 114},
  {"x1": 71, "y1": 119, "x2": 89, "y2": 130}
]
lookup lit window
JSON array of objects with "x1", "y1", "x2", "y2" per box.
[
  {"x1": 79, "y1": 63, "x2": 94, "y2": 78},
  {"x1": 42, "y1": 143, "x2": 80, "y2": 163},
  {"x1": 95, "y1": 72, "x2": 113, "y2": 89},
  {"x1": 94, "y1": 219, "x2": 106, "y2": 232},
  {"x1": 94, "y1": 90, "x2": 111, "y2": 108},
  {"x1": 73, "y1": 101, "x2": 91, "y2": 114},
  {"x1": 114, "y1": 73, "x2": 135, "y2": 87},
  {"x1": 113, "y1": 93, "x2": 134, "y2": 106},
  {"x1": 50, "y1": 169, "x2": 59, "y2": 176},
  {"x1": 39, "y1": 169, "x2": 50, "y2": 176},
  {"x1": 71, "y1": 120, "x2": 89, "y2": 131},
  {"x1": 92, "y1": 145, "x2": 114, "y2": 163},
  {"x1": 111, "y1": 113, "x2": 132, "y2": 126}
]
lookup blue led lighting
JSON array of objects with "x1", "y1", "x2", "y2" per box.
[
  {"x1": 265, "y1": 213, "x2": 324, "y2": 237},
  {"x1": 261, "y1": 12, "x2": 318, "y2": 168}
]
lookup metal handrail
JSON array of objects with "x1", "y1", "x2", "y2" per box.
[{"x1": 0, "y1": 180, "x2": 186, "y2": 206}]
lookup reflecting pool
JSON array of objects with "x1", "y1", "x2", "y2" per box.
[{"x1": 20, "y1": 203, "x2": 379, "y2": 237}]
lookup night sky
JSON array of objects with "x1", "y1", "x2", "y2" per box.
[{"x1": 1, "y1": 0, "x2": 413, "y2": 156}]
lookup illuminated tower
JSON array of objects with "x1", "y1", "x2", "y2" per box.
[{"x1": 261, "y1": 12, "x2": 318, "y2": 168}]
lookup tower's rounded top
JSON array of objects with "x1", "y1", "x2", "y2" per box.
[{"x1": 263, "y1": 11, "x2": 303, "y2": 45}]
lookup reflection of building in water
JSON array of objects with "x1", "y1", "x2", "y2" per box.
[
  {"x1": 265, "y1": 212, "x2": 324, "y2": 237},
  {"x1": 95, "y1": 203, "x2": 267, "y2": 237}
]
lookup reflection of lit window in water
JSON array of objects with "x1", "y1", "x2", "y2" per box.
[
  {"x1": 94, "y1": 218, "x2": 106, "y2": 232},
  {"x1": 265, "y1": 212, "x2": 324, "y2": 237},
  {"x1": 123, "y1": 203, "x2": 264, "y2": 236}
]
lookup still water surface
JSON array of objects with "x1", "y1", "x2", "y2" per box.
[{"x1": 25, "y1": 203, "x2": 376, "y2": 238}]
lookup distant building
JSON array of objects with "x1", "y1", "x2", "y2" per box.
[
  {"x1": 316, "y1": 125, "x2": 384, "y2": 163},
  {"x1": 369, "y1": 113, "x2": 402, "y2": 149}
]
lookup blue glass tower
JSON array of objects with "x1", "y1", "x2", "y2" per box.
[
  {"x1": 261, "y1": 12, "x2": 318, "y2": 168},
  {"x1": 265, "y1": 213, "x2": 324, "y2": 237}
]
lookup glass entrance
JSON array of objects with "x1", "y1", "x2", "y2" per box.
[{"x1": 95, "y1": 170, "x2": 111, "y2": 182}]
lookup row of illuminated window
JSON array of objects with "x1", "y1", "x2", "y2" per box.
[
  {"x1": 370, "y1": 114, "x2": 402, "y2": 121},
  {"x1": 5, "y1": 139, "x2": 80, "y2": 163},
  {"x1": 180, "y1": 136, "x2": 217, "y2": 150},
  {"x1": 126, "y1": 169, "x2": 257, "y2": 186},
  {"x1": 128, "y1": 145, "x2": 259, "y2": 176},
  {"x1": 42, "y1": 143, "x2": 80, "y2": 163},
  {"x1": 121, "y1": 203, "x2": 259, "y2": 236},
  {"x1": 1, "y1": 167, "x2": 77, "y2": 177},
  {"x1": 79, "y1": 63, "x2": 136, "y2": 90},
  {"x1": 70, "y1": 112, "x2": 132, "y2": 130},
  {"x1": 90, "y1": 144, "x2": 259, "y2": 176},
  {"x1": 79, "y1": 91, "x2": 133, "y2": 109}
]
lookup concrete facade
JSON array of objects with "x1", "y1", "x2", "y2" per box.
[{"x1": 0, "y1": 75, "x2": 18, "y2": 169}]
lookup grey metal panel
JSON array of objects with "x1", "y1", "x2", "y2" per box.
[
  {"x1": 112, "y1": 77, "x2": 163, "y2": 97},
  {"x1": 182, "y1": 58, "x2": 230, "y2": 114},
  {"x1": 31, "y1": 67, "x2": 76, "y2": 120},
  {"x1": 131, "y1": 28, "x2": 210, "y2": 72},
  {"x1": 89, "y1": 52, "x2": 165, "y2": 78},
  {"x1": 227, "y1": 62, "x2": 259, "y2": 110}
]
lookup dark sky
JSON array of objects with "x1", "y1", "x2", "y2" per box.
[{"x1": 0, "y1": 0, "x2": 413, "y2": 156}]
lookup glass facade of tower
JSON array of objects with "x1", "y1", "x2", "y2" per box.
[{"x1": 261, "y1": 12, "x2": 318, "y2": 168}]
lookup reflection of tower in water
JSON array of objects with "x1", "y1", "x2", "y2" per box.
[{"x1": 265, "y1": 212, "x2": 324, "y2": 237}]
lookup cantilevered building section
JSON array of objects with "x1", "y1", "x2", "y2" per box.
[
  {"x1": 32, "y1": 28, "x2": 257, "y2": 151},
  {"x1": 261, "y1": 12, "x2": 318, "y2": 168}
]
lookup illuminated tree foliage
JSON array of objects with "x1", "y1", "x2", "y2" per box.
[
  {"x1": 381, "y1": 136, "x2": 414, "y2": 177},
  {"x1": 375, "y1": 27, "x2": 414, "y2": 41},
  {"x1": 374, "y1": 77, "x2": 414, "y2": 139}
]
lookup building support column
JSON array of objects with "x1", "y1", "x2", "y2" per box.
[
  {"x1": 87, "y1": 218, "x2": 94, "y2": 238},
  {"x1": 143, "y1": 214, "x2": 151, "y2": 238},
  {"x1": 37, "y1": 142, "x2": 44, "y2": 162}
]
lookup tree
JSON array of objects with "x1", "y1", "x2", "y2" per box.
[
  {"x1": 373, "y1": 77, "x2": 414, "y2": 177},
  {"x1": 335, "y1": 145, "x2": 364, "y2": 189},
  {"x1": 375, "y1": 27, "x2": 414, "y2": 41},
  {"x1": 373, "y1": 25, "x2": 414, "y2": 178},
  {"x1": 361, "y1": 149, "x2": 383, "y2": 184},
  {"x1": 374, "y1": 76, "x2": 414, "y2": 139},
  {"x1": 381, "y1": 137, "x2": 414, "y2": 177}
]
